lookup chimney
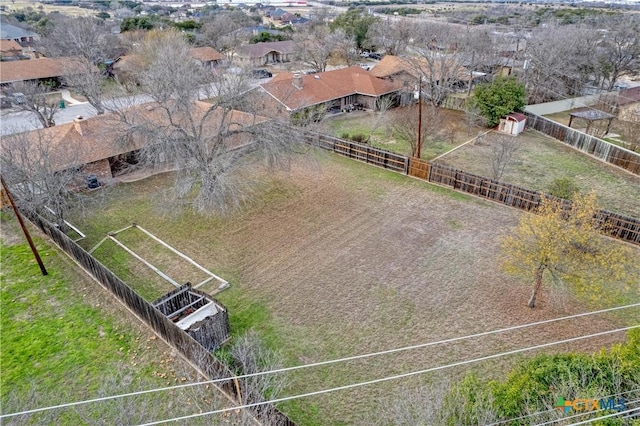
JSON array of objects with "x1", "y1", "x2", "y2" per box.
[
  {"x1": 73, "y1": 115, "x2": 85, "y2": 136},
  {"x1": 292, "y1": 72, "x2": 303, "y2": 90}
]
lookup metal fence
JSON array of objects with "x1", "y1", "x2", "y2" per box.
[{"x1": 524, "y1": 112, "x2": 640, "y2": 175}]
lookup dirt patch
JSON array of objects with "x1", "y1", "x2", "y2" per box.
[{"x1": 218, "y1": 159, "x2": 636, "y2": 423}]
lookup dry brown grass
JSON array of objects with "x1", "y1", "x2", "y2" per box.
[
  {"x1": 70, "y1": 154, "x2": 639, "y2": 425},
  {"x1": 436, "y1": 129, "x2": 640, "y2": 218}
]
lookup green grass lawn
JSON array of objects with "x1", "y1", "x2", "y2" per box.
[
  {"x1": 0, "y1": 218, "x2": 224, "y2": 424},
  {"x1": 320, "y1": 108, "x2": 481, "y2": 161},
  {"x1": 437, "y1": 130, "x2": 640, "y2": 217}
]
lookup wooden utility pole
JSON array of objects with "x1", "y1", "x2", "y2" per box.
[
  {"x1": 1, "y1": 175, "x2": 48, "y2": 276},
  {"x1": 417, "y1": 77, "x2": 422, "y2": 159}
]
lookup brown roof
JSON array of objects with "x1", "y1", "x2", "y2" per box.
[
  {"x1": 371, "y1": 55, "x2": 469, "y2": 82},
  {"x1": 236, "y1": 40, "x2": 297, "y2": 59},
  {"x1": 0, "y1": 40, "x2": 22, "y2": 55},
  {"x1": 189, "y1": 46, "x2": 224, "y2": 62},
  {"x1": 114, "y1": 46, "x2": 223, "y2": 72},
  {"x1": 617, "y1": 86, "x2": 640, "y2": 107},
  {"x1": 260, "y1": 66, "x2": 402, "y2": 111},
  {"x1": 0, "y1": 57, "x2": 83, "y2": 84},
  {"x1": 1, "y1": 102, "x2": 267, "y2": 172}
]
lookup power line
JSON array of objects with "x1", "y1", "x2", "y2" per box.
[
  {"x1": 3, "y1": 303, "x2": 637, "y2": 419},
  {"x1": 135, "y1": 325, "x2": 638, "y2": 426}
]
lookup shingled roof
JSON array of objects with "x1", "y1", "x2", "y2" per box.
[
  {"x1": 0, "y1": 57, "x2": 83, "y2": 84},
  {"x1": 1, "y1": 102, "x2": 267, "y2": 172},
  {"x1": 188, "y1": 46, "x2": 224, "y2": 62},
  {"x1": 260, "y1": 65, "x2": 402, "y2": 111},
  {"x1": 371, "y1": 55, "x2": 470, "y2": 82},
  {"x1": 236, "y1": 40, "x2": 297, "y2": 59}
]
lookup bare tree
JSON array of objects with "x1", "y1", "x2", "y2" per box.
[
  {"x1": 201, "y1": 10, "x2": 255, "y2": 52},
  {"x1": 525, "y1": 25, "x2": 597, "y2": 103},
  {"x1": 11, "y1": 81, "x2": 58, "y2": 128},
  {"x1": 328, "y1": 28, "x2": 358, "y2": 67},
  {"x1": 594, "y1": 15, "x2": 640, "y2": 90},
  {"x1": 488, "y1": 133, "x2": 519, "y2": 180},
  {"x1": 0, "y1": 127, "x2": 85, "y2": 228},
  {"x1": 40, "y1": 15, "x2": 123, "y2": 115},
  {"x1": 390, "y1": 104, "x2": 442, "y2": 158},
  {"x1": 230, "y1": 331, "x2": 288, "y2": 424},
  {"x1": 295, "y1": 26, "x2": 334, "y2": 73},
  {"x1": 367, "y1": 18, "x2": 416, "y2": 56},
  {"x1": 114, "y1": 30, "x2": 301, "y2": 214},
  {"x1": 409, "y1": 22, "x2": 469, "y2": 108}
]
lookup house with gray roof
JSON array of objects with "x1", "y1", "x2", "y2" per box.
[
  {"x1": 0, "y1": 23, "x2": 38, "y2": 46},
  {"x1": 235, "y1": 40, "x2": 297, "y2": 66}
]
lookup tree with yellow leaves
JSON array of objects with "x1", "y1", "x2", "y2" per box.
[{"x1": 501, "y1": 192, "x2": 639, "y2": 308}]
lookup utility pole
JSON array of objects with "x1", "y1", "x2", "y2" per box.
[
  {"x1": 417, "y1": 77, "x2": 422, "y2": 159},
  {"x1": 1, "y1": 175, "x2": 48, "y2": 276}
]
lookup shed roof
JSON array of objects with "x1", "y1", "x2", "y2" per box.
[{"x1": 505, "y1": 112, "x2": 527, "y2": 122}]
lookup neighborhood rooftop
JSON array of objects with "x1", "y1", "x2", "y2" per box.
[{"x1": 260, "y1": 65, "x2": 403, "y2": 111}]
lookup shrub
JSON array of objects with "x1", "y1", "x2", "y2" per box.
[{"x1": 548, "y1": 177, "x2": 579, "y2": 200}]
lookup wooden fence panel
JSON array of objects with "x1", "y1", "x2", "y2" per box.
[
  {"x1": 524, "y1": 112, "x2": 640, "y2": 175},
  {"x1": 407, "y1": 157, "x2": 431, "y2": 180},
  {"x1": 26, "y1": 212, "x2": 297, "y2": 426}
]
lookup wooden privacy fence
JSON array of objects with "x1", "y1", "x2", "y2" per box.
[
  {"x1": 26, "y1": 212, "x2": 296, "y2": 426},
  {"x1": 524, "y1": 112, "x2": 640, "y2": 175},
  {"x1": 290, "y1": 126, "x2": 640, "y2": 245}
]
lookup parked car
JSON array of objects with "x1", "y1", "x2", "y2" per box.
[
  {"x1": 252, "y1": 69, "x2": 273, "y2": 79},
  {"x1": 358, "y1": 63, "x2": 370, "y2": 71},
  {"x1": 369, "y1": 53, "x2": 383, "y2": 60}
]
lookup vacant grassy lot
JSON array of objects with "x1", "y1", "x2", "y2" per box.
[
  {"x1": 68, "y1": 153, "x2": 639, "y2": 425},
  {"x1": 0, "y1": 218, "x2": 229, "y2": 425},
  {"x1": 436, "y1": 129, "x2": 640, "y2": 217}
]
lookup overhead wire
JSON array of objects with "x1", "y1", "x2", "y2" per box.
[
  {"x1": 131, "y1": 325, "x2": 638, "y2": 425},
  {"x1": 2, "y1": 304, "x2": 638, "y2": 419}
]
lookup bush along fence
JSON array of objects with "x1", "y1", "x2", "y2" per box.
[
  {"x1": 524, "y1": 112, "x2": 640, "y2": 175},
  {"x1": 25, "y1": 211, "x2": 297, "y2": 426},
  {"x1": 289, "y1": 126, "x2": 640, "y2": 246}
]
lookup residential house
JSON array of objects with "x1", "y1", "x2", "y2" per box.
[
  {"x1": 113, "y1": 46, "x2": 224, "y2": 81},
  {"x1": 257, "y1": 65, "x2": 403, "y2": 118},
  {"x1": 0, "y1": 23, "x2": 39, "y2": 46},
  {"x1": 266, "y1": 8, "x2": 287, "y2": 19},
  {"x1": 0, "y1": 57, "x2": 85, "y2": 85},
  {"x1": 235, "y1": 40, "x2": 297, "y2": 66},
  {"x1": 371, "y1": 54, "x2": 475, "y2": 105},
  {"x1": 0, "y1": 101, "x2": 266, "y2": 184},
  {"x1": 0, "y1": 40, "x2": 24, "y2": 61},
  {"x1": 188, "y1": 46, "x2": 224, "y2": 69}
]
